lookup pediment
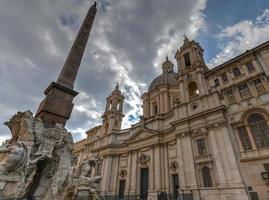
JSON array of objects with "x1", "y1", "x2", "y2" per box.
[{"x1": 126, "y1": 128, "x2": 158, "y2": 143}]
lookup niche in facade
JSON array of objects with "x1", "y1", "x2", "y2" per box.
[{"x1": 188, "y1": 81, "x2": 199, "y2": 98}]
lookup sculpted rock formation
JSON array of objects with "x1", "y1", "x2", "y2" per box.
[
  {"x1": 0, "y1": 111, "x2": 75, "y2": 200},
  {"x1": 0, "y1": 110, "x2": 102, "y2": 200}
]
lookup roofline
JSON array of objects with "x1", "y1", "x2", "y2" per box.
[
  {"x1": 205, "y1": 40, "x2": 269, "y2": 75},
  {"x1": 86, "y1": 125, "x2": 102, "y2": 134}
]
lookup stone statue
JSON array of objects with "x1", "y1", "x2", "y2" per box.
[
  {"x1": 0, "y1": 141, "x2": 27, "y2": 175},
  {"x1": 77, "y1": 159, "x2": 102, "y2": 191},
  {"x1": 0, "y1": 111, "x2": 75, "y2": 200},
  {"x1": 62, "y1": 158, "x2": 102, "y2": 200},
  {"x1": 0, "y1": 111, "x2": 101, "y2": 200}
]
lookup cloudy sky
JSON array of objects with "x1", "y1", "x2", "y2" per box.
[{"x1": 0, "y1": 0, "x2": 269, "y2": 142}]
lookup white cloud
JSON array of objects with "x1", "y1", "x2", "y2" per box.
[
  {"x1": 0, "y1": 0, "x2": 209, "y2": 144},
  {"x1": 208, "y1": 9, "x2": 269, "y2": 68}
]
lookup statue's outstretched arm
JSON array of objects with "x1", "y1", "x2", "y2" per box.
[{"x1": 0, "y1": 146, "x2": 10, "y2": 153}]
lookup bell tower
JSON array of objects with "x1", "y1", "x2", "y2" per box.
[
  {"x1": 101, "y1": 83, "x2": 125, "y2": 135},
  {"x1": 36, "y1": 2, "x2": 97, "y2": 128},
  {"x1": 174, "y1": 36, "x2": 209, "y2": 103}
]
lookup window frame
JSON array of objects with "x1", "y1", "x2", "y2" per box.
[
  {"x1": 214, "y1": 78, "x2": 220, "y2": 87},
  {"x1": 248, "y1": 113, "x2": 269, "y2": 148},
  {"x1": 196, "y1": 138, "x2": 207, "y2": 156},
  {"x1": 246, "y1": 61, "x2": 255, "y2": 72},
  {"x1": 221, "y1": 73, "x2": 228, "y2": 82},
  {"x1": 233, "y1": 67, "x2": 241, "y2": 77},
  {"x1": 201, "y1": 166, "x2": 213, "y2": 187},
  {"x1": 226, "y1": 89, "x2": 236, "y2": 104},
  {"x1": 183, "y1": 52, "x2": 191, "y2": 67},
  {"x1": 253, "y1": 78, "x2": 266, "y2": 95},
  {"x1": 238, "y1": 84, "x2": 251, "y2": 99},
  {"x1": 152, "y1": 102, "x2": 158, "y2": 115},
  {"x1": 237, "y1": 126, "x2": 252, "y2": 150}
]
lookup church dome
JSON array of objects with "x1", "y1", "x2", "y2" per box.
[{"x1": 148, "y1": 71, "x2": 178, "y2": 92}]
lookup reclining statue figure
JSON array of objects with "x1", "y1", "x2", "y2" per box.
[
  {"x1": 77, "y1": 159, "x2": 102, "y2": 192},
  {"x1": 0, "y1": 141, "x2": 28, "y2": 175}
]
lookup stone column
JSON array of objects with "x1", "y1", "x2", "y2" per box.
[
  {"x1": 150, "y1": 102, "x2": 153, "y2": 116},
  {"x1": 181, "y1": 134, "x2": 197, "y2": 188},
  {"x1": 130, "y1": 151, "x2": 138, "y2": 193},
  {"x1": 220, "y1": 126, "x2": 243, "y2": 184},
  {"x1": 170, "y1": 95, "x2": 173, "y2": 109},
  {"x1": 101, "y1": 156, "x2": 109, "y2": 192},
  {"x1": 155, "y1": 98, "x2": 158, "y2": 115},
  {"x1": 208, "y1": 127, "x2": 226, "y2": 186},
  {"x1": 233, "y1": 88, "x2": 241, "y2": 103},
  {"x1": 164, "y1": 143, "x2": 170, "y2": 192},
  {"x1": 164, "y1": 90, "x2": 169, "y2": 113},
  {"x1": 159, "y1": 92, "x2": 164, "y2": 114},
  {"x1": 112, "y1": 156, "x2": 120, "y2": 193},
  {"x1": 106, "y1": 156, "x2": 113, "y2": 193},
  {"x1": 126, "y1": 151, "x2": 133, "y2": 193},
  {"x1": 248, "y1": 82, "x2": 258, "y2": 97},
  {"x1": 154, "y1": 145, "x2": 161, "y2": 191},
  {"x1": 149, "y1": 147, "x2": 154, "y2": 192},
  {"x1": 179, "y1": 80, "x2": 186, "y2": 103},
  {"x1": 176, "y1": 135, "x2": 186, "y2": 187},
  {"x1": 197, "y1": 72, "x2": 207, "y2": 96},
  {"x1": 160, "y1": 144, "x2": 165, "y2": 190}
]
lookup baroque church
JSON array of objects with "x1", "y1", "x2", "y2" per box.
[
  {"x1": 23, "y1": 2, "x2": 269, "y2": 200},
  {"x1": 74, "y1": 35, "x2": 269, "y2": 200}
]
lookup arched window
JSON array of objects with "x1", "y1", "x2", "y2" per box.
[
  {"x1": 202, "y1": 167, "x2": 213, "y2": 187},
  {"x1": 153, "y1": 102, "x2": 158, "y2": 115},
  {"x1": 117, "y1": 103, "x2": 120, "y2": 111},
  {"x1": 109, "y1": 102, "x2": 112, "y2": 110},
  {"x1": 248, "y1": 113, "x2": 269, "y2": 148},
  {"x1": 233, "y1": 67, "x2": 241, "y2": 77},
  {"x1": 189, "y1": 82, "x2": 199, "y2": 98}
]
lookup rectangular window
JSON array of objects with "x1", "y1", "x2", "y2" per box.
[
  {"x1": 153, "y1": 103, "x2": 158, "y2": 114},
  {"x1": 253, "y1": 78, "x2": 265, "y2": 94},
  {"x1": 226, "y1": 89, "x2": 236, "y2": 104},
  {"x1": 196, "y1": 138, "x2": 207, "y2": 155},
  {"x1": 263, "y1": 163, "x2": 269, "y2": 171},
  {"x1": 238, "y1": 84, "x2": 251, "y2": 99},
  {"x1": 246, "y1": 62, "x2": 255, "y2": 72},
  {"x1": 221, "y1": 73, "x2": 228, "y2": 82},
  {"x1": 233, "y1": 67, "x2": 241, "y2": 77},
  {"x1": 184, "y1": 52, "x2": 191, "y2": 67},
  {"x1": 249, "y1": 192, "x2": 259, "y2": 200},
  {"x1": 237, "y1": 126, "x2": 252, "y2": 150},
  {"x1": 214, "y1": 78, "x2": 220, "y2": 87}
]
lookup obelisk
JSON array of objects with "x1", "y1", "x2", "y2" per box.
[{"x1": 36, "y1": 2, "x2": 97, "y2": 127}]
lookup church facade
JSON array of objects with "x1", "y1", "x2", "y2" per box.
[{"x1": 74, "y1": 38, "x2": 269, "y2": 200}]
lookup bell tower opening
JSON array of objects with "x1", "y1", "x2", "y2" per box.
[
  {"x1": 184, "y1": 52, "x2": 191, "y2": 67},
  {"x1": 189, "y1": 82, "x2": 199, "y2": 98}
]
